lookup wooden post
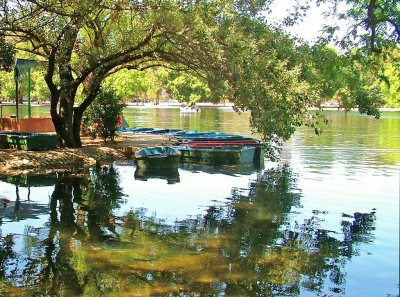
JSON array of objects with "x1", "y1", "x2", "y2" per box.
[
  {"x1": 15, "y1": 79, "x2": 19, "y2": 119},
  {"x1": 28, "y1": 67, "x2": 31, "y2": 119}
]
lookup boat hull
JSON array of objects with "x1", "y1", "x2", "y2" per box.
[
  {"x1": 135, "y1": 155, "x2": 181, "y2": 169},
  {"x1": 135, "y1": 146, "x2": 181, "y2": 169},
  {"x1": 179, "y1": 146, "x2": 256, "y2": 165},
  {"x1": 186, "y1": 140, "x2": 261, "y2": 147}
]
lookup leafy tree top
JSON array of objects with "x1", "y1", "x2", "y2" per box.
[
  {"x1": 281, "y1": 0, "x2": 399, "y2": 53},
  {"x1": 0, "y1": 33, "x2": 15, "y2": 71}
]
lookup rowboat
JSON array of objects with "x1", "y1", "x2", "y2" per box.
[
  {"x1": 172, "y1": 135, "x2": 261, "y2": 148},
  {"x1": 134, "y1": 146, "x2": 181, "y2": 169},
  {"x1": 146, "y1": 128, "x2": 182, "y2": 135},
  {"x1": 180, "y1": 106, "x2": 201, "y2": 113},
  {"x1": 172, "y1": 131, "x2": 261, "y2": 145},
  {"x1": 120, "y1": 127, "x2": 164, "y2": 133},
  {"x1": 177, "y1": 145, "x2": 256, "y2": 165},
  {"x1": 185, "y1": 140, "x2": 261, "y2": 147},
  {"x1": 119, "y1": 127, "x2": 183, "y2": 135},
  {"x1": 172, "y1": 131, "x2": 232, "y2": 139}
]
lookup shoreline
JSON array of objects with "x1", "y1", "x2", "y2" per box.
[
  {"x1": 1, "y1": 102, "x2": 399, "y2": 112},
  {"x1": 0, "y1": 134, "x2": 172, "y2": 176}
]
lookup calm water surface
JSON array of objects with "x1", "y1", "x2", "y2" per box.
[{"x1": 0, "y1": 106, "x2": 398, "y2": 296}]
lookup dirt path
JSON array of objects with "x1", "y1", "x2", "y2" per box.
[{"x1": 0, "y1": 133, "x2": 173, "y2": 176}]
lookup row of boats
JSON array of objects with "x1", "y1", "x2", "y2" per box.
[{"x1": 120, "y1": 127, "x2": 264, "y2": 169}]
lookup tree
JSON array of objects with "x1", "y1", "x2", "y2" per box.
[
  {"x1": 380, "y1": 47, "x2": 400, "y2": 107},
  {"x1": 0, "y1": 33, "x2": 14, "y2": 72},
  {"x1": 283, "y1": 0, "x2": 399, "y2": 53},
  {"x1": 165, "y1": 71, "x2": 211, "y2": 104},
  {"x1": 103, "y1": 69, "x2": 150, "y2": 102},
  {"x1": 0, "y1": 0, "x2": 395, "y2": 151},
  {"x1": 2, "y1": 0, "x2": 250, "y2": 147},
  {"x1": 302, "y1": 44, "x2": 383, "y2": 117},
  {"x1": 82, "y1": 87, "x2": 125, "y2": 143},
  {"x1": 208, "y1": 18, "x2": 324, "y2": 155},
  {"x1": 329, "y1": 0, "x2": 399, "y2": 53},
  {"x1": 0, "y1": 33, "x2": 15, "y2": 101}
]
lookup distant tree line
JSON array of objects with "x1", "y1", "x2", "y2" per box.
[{"x1": 1, "y1": 47, "x2": 398, "y2": 108}]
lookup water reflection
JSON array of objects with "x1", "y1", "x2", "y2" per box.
[
  {"x1": 0, "y1": 165, "x2": 379, "y2": 296},
  {"x1": 135, "y1": 167, "x2": 180, "y2": 184},
  {"x1": 180, "y1": 161, "x2": 263, "y2": 176},
  {"x1": 288, "y1": 111, "x2": 400, "y2": 174}
]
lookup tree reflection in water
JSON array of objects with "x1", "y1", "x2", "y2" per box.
[{"x1": 0, "y1": 165, "x2": 376, "y2": 296}]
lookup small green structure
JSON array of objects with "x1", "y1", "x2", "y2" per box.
[
  {"x1": 7, "y1": 133, "x2": 58, "y2": 151},
  {"x1": 13, "y1": 58, "x2": 39, "y2": 119}
]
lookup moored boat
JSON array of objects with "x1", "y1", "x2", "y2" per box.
[
  {"x1": 185, "y1": 139, "x2": 261, "y2": 147},
  {"x1": 177, "y1": 145, "x2": 256, "y2": 165},
  {"x1": 171, "y1": 131, "x2": 261, "y2": 146},
  {"x1": 180, "y1": 106, "x2": 201, "y2": 113},
  {"x1": 172, "y1": 131, "x2": 231, "y2": 139},
  {"x1": 134, "y1": 146, "x2": 181, "y2": 169},
  {"x1": 121, "y1": 127, "x2": 164, "y2": 133}
]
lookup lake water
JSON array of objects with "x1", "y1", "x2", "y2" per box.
[{"x1": 0, "y1": 106, "x2": 399, "y2": 296}]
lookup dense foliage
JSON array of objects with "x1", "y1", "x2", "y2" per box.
[
  {"x1": 0, "y1": 33, "x2": 14, "y2": 72},
  {"x1": 165, "y1": 71, "x2": 212, "y2": 104},
  {"x1": 285, "y1": 0, "x2": 399, "y2": 53},
  {"x1": 82, "y1": 88, "x2": 125, "y2": 143}
]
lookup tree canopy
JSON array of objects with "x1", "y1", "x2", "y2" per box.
[
  {"x1": 0, "y1": 0, "x2": 398, "y2": 152},
  {"x1": 283, "y1": 0, "x2": 399, "y2": 53},
  {"x1": 0, "y1": 33, "x2": 14, "y2": 71}
]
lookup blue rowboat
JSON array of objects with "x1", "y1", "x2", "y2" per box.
[
  {"x1": 120, "y1": 127, "x2": 183, "y2": 135},
  {"x1": 146, "y1": 128, "x2": 183, "y2": 135},
  {"x1": 176, "y1": 145, "x2": 256, "y2": 165},
  {"x1": 121, "y1": 127, "x2": 164, "y2": 133},
  {"x1": 172, "y1": 132, "x2": 261, "y2": 146},
  {"x1": 168, "y1": 130, "x2": 199, "y2": 137},
  {"x1": 173, "y1": 131, "x2": 231, "y2": 139},
  {"x1": 184, "y1": 139, "x2": 261, "y2": 147},
  {"x1": 135, "y1": 146, "x2": 181, "y2": 169}
]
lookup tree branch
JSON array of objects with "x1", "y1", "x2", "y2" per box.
[{"x1": 76, "y1": 24, "x2": 158, "y2": 85}]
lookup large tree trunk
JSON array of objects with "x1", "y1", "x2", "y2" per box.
[
  {"x1": 56, "y1": 86, "x2": 81, "y2": 147},
  {"x1": 51, "y1": 22, "x2": 82, "y2": 148},
  {"x1": 72, "y1": 107, "x2": 84, "y2": 147},
  {"x1": 49, "y1": 73, "x2": 104, "y2": 148},
  {"x1": 71, "y1": 71, "x2": 107, "y2": 146}
]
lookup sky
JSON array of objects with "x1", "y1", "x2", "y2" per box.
[{"x1": 266, "y1": 1, "x2": 348, "y2": 45}]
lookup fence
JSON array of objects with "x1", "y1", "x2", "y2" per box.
[{"x1": 0, "y1": 117, "x2": 55, "y2": 133}]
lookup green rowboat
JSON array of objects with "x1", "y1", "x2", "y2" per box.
[
  {"x1": 134, "y1": 146, "x2": 181, "y2": 169},
  {"x1": 178, "y1": 146, "x2": 256, "y2": 165}
]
